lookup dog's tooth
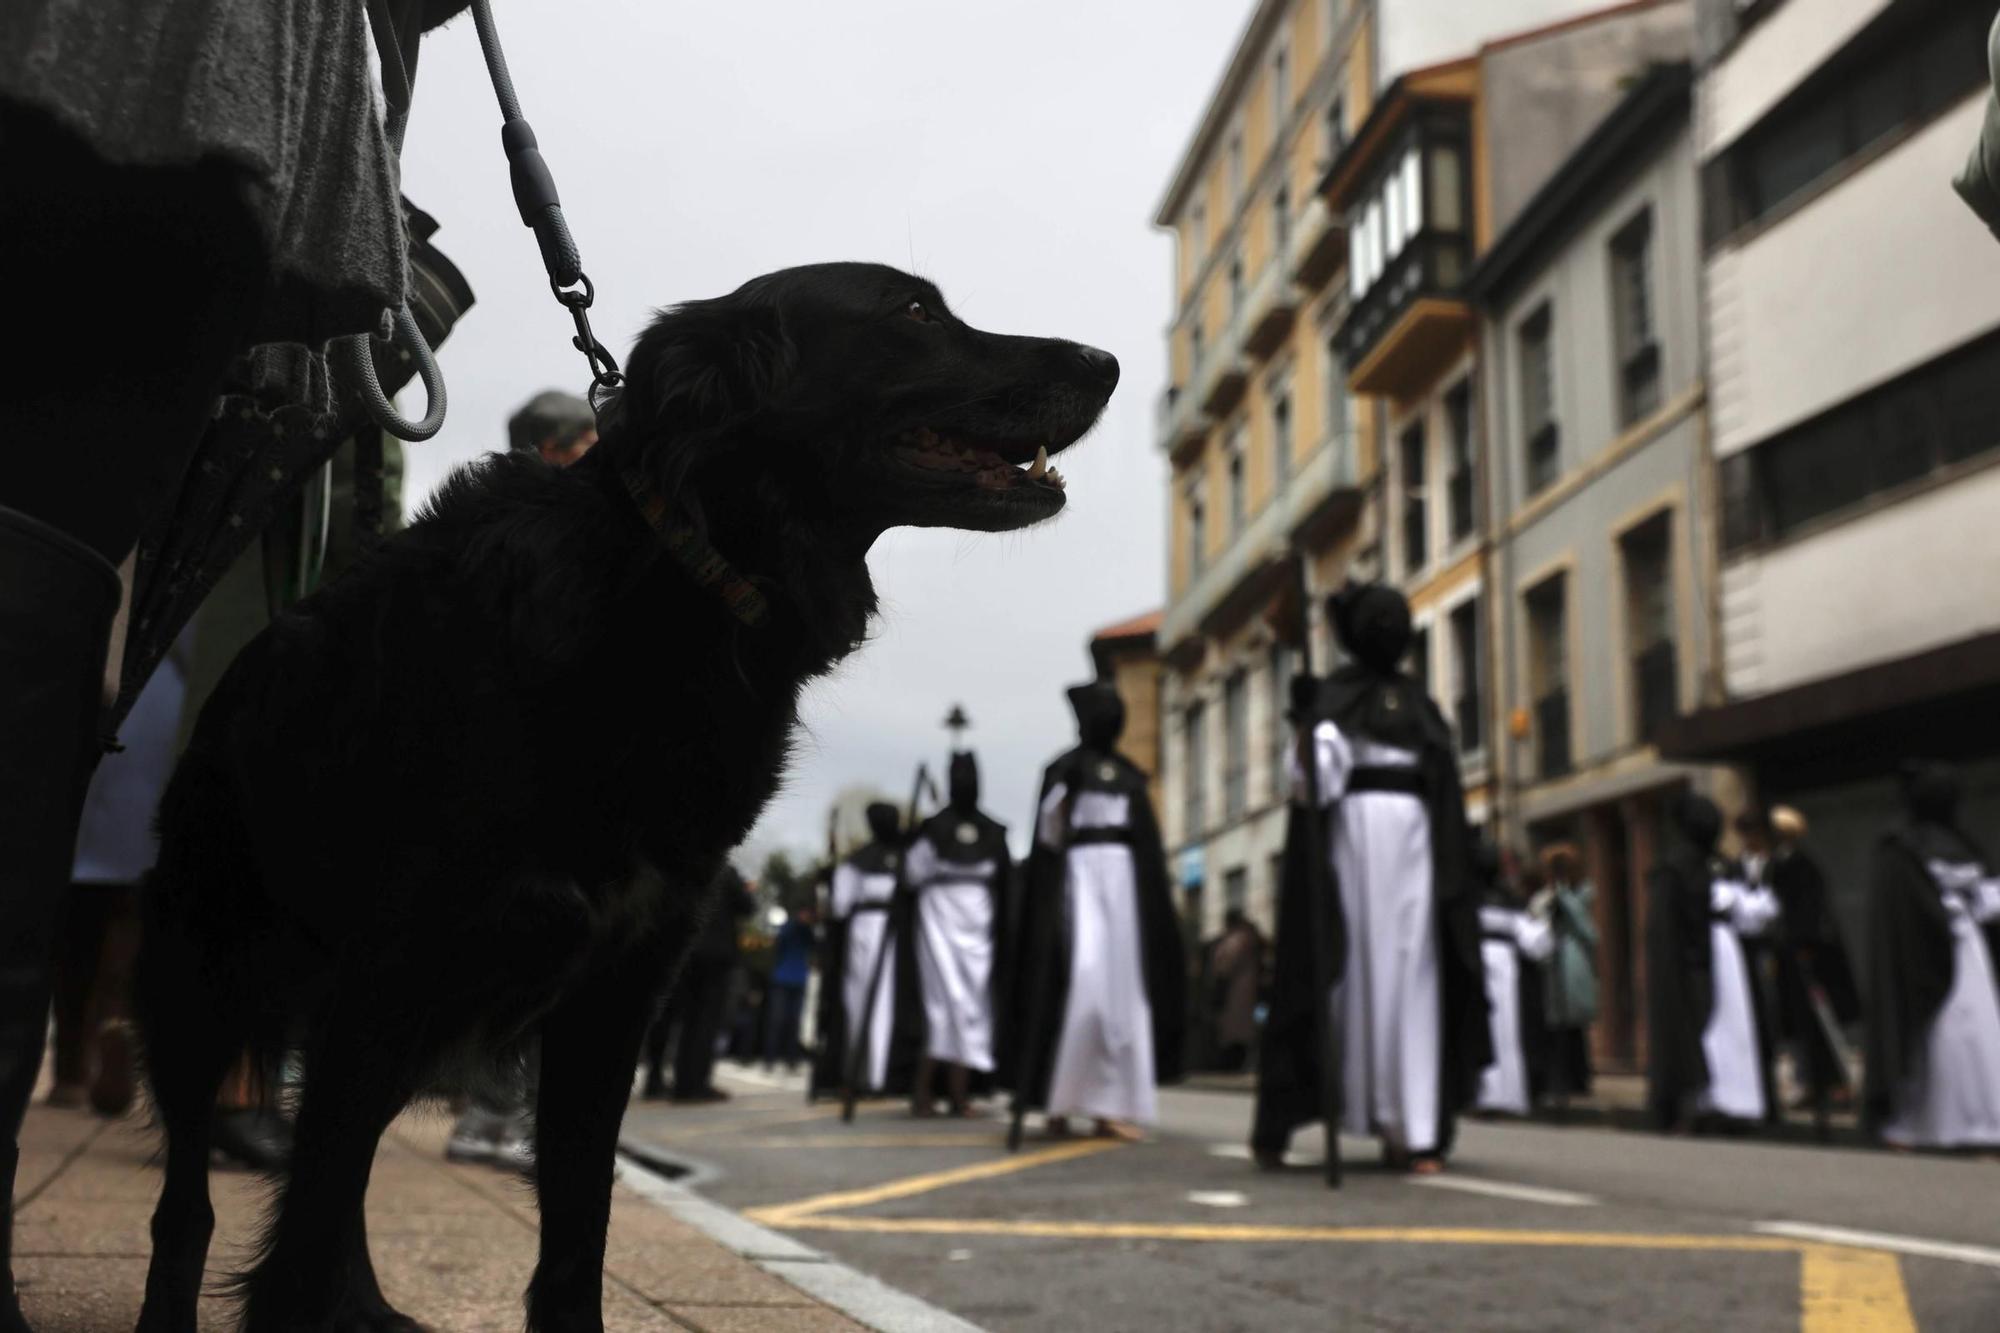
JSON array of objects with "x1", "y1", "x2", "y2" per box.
[{"x1": 1029, "y1": 446, "x2": 1048, "y2": 480}]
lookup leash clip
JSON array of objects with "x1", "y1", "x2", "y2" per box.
[{"x1": 554, "y1": 274, "x2": 624, "y2": 397}]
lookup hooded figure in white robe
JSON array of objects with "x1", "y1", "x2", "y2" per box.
[
  {"x1": 1865, "y1": 762, "x2": 2000, "y2": 1149},
  {"x1": 905, "y1": 752, "x2": 1011, "y2": 1115},
  {"x1": 1007, "y1": 682, "x2": 1184, "y2": 1135},
  {"x1": 818, "y1": 803, "x2": 921, "y2": 1098},
  {"x1": 1648, "y1": 794, "x2": 1781, "y2": 1131},
  {"x1": 1473, "y1": 842, "x2": 1553, "y2": 1117},
  {"x1": 1252, "y1": 584, "x2": 1489, "y2": 1172}
]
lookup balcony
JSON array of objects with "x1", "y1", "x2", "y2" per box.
[
  {"x1": 1289, "y1": 197, "x2": 1346, "y2": 290},
  {"x1": 1535, "y1": 687, "x2": 1573, "y2": 780},
  {"x1": 1157, "y1": 384, "x2": 1212, "y2": 466},
  {"x1": 1159, "y1": 432, "x2": 1364, "y2": 664},
  {"x1": 1634, "y1": 640, "x2": 1679, "y2": 742},
  {"x1": 1242, "y1": 256, "x2": 1299, "y2": 362},
  {"x1": 1197, "y1": 345, "x2": 1250, "y2": 417},
  {"x1": 1337, "y1": 233, "x2": 1473, "y2": 400}
]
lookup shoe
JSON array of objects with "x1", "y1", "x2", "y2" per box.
[
  {"x1": 211, "y1": 1107, "x2": 293, "y2": 1172},
  {"x1": 88, "y1": 1020, "x2": 136, "y2": 1117},
  {"x1": 639, "y1": 1078, "x2": 671, "y2": 1101},
  {"x1": 0, "y1": 504, "x2": 122, "y2": 1327}
]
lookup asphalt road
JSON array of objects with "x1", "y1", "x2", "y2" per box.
[{"x1": 620, "y1": 1063, "x2": 2000, "y2": 1332}]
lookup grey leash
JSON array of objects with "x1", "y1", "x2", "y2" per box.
[{"x1": 341, "y1": 0, "x2": 621, "y2": 444}]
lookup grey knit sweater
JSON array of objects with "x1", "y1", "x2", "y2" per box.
[{"x1": 0, "y1": 0, "x2": 406, "y2": 347}]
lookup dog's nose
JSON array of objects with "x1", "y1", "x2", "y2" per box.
[{"x1": 1073, "y1": 344, "x2": 1120, "y2": 393}]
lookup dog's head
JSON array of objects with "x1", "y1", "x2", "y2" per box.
[{"x1": 611, "y1": 262, "x2": 1118, "y2": 538}]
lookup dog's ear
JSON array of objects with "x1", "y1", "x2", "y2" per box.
[{"x1": 624, "y1": 297, "x2": 795, "y2": 434}]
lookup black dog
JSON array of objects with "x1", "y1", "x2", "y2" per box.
[{"x1": 134, "y1": 262, "x2": 1116, "y2": 1332}]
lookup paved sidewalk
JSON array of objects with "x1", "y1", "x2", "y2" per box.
[{"x1": 12, "y1": 1104, "x2": 868, "y2": 1333}]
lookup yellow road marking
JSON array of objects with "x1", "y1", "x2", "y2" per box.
[
  {"x1": 742, "y1": 1138, "x2": 1919, "y2": 1332},
  {"x1": 1801, "y1": 1245, "x2": 1918, "y2": 1333},
  {"x1": 745, "y1": 1139, "x2": 1122, "y2": 1225}
]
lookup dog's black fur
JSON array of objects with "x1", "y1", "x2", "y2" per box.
[{"x1": 133, "y1": 263, "x2": 1116, "y2": 1333}]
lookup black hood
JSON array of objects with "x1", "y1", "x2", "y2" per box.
[
  {"x1": 1329, "y1": 582, "x2": 1412, "y2": 675},
  {"x1": 1066, "y1": 680, "x2": 1125, "y2": 751}
]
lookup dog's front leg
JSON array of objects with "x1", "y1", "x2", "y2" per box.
[{"x1": 524, "y1": 951, "x2": 667, "y2": 1333}]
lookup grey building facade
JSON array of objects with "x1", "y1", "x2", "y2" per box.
[{"x1": 1468, "y1": 57, "x2": 1727, "y2": 1070}]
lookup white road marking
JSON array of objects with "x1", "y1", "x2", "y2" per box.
[
  {"x1": 1408, "y1": 1176, "x2": 1599, "y2": 1208},
  {"x1": 1207, "y1": 1144, "x2": 1252, "y2": 1160},
  {"x1": 718, "y1": 1063, "x2": 809, "y2": 1092},
  {"x1": 1753, "y1": 1221, "x2": 2000, "y2": 1270},
  {"x1": 1187, "y1": 1190, "x2": 1251, "y2": 1208}
]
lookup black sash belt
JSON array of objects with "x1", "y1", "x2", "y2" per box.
[
  {"x1": 1482, "y1": 930, "x2": 1518, "y2": 945},
  {"x1": 1348, "y1": 766, "x2": 1424, "y2": 796},
  {"x1": 1069, "y1": 826, "x2": 1133, "y2": 846},
  {"x1": 850, "y1": 900, "x2": 892, "y2": 915}
]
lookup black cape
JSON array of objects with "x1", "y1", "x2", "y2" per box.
[
  {"x1": 1250, "y1": 664, "x2": 1490, "y2": 1158},
  {"x1": 1766, "y1": 846, "x2": 1860, "y2": 1095},
  {"x1": 907, "y1": 804, "x2": 1014, "y2": 1092},
  {"x1": 1645, "y1": 851, "x2": 1778, "y2": 1128},
  {"x1": 1003, "y1": 744, "x2": 1186, "y2": 1106},
  {"x1": 1860, "y1": 829, "x2": 2000, "y2": 1133},
  {"x1": 810, "y1": 840, "x2": 925, "y2": 1099}
]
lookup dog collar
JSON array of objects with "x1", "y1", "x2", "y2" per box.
[{"x1": 621, "y1": 470, "x2": 771, "y2": 629}]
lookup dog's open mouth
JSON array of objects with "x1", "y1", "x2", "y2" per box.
[{"x1": 894, "y1": 427, "x2": 1068, "y2": 493}]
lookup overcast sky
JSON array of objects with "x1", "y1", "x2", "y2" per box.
[{"x1": 399, "y1": 0, "x2": 1252, "y2": 868}]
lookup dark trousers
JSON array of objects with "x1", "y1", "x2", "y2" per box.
[
  {"x1": 763, "y1": 983, "x2": 806, "y2": 1068},
  {"x1": 645, "y1": 958, "x2": 731, "y2": 1096}
]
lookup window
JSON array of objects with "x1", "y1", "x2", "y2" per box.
[
  {"x1": 1519, "y1": 304, "x2": 1559, "y2": 494},
  {"x1": 1273, "y1": 183, "x2": 1291, "y2": 252},
  {"x1": 1190, "y1": 202, "x2": 1207, "y2": 268},
  {"x1": 1229, "y1": 129, "x2": 1246, "y2": 201},
  {"x1": 1325, "y1": 334, "x2": 1351, "y2": 444},
  {"x1": 1191, "y1": 319, "x2": 1205, "y2": 372},
  {"x1": 1409, "y1": 625, "x2": 1432, "y2": 698},
  {"x1": 1621, "y1": 514, "x2": 1676, "y2": 741},
  {"x1": 1449, "y1": 598, "x2": 1482, "y2": 755},
  {"x1": 1721, "y1": 330, "x2": 2000, "y2": 551},
  {"x1": 1227, "y1": 431, "x2": 1248, "y2": 536},
  {"x1": 1525, "y1": 576, "x2": 1571, "y2": 779},
  {"x1": 1445, "y1": 378, "x2": 1476, "y2": 542},
  {"x1": 1268, "y1": 642, "x2": 1294, "y2": 798},
  {"x1": 1399, "y1": 419, "x2": 1428, "y2": 573},
  {"x1": 1272, "y1": 44, "x2": 1291, "y2": 124},
  {"x1": 1184, "y1": 701, "x2": 1208, "y2": 837},
  {"x1": 1711, "y1": 0, "x2": 1991, "y2": 240},
  {"x1": 1187, "y1": 490, "x2": 1207, "y2": 578},
  {"x1": 1325, "y1": 95, "x2": 1348, "y2": 162},
  {"x1": 1271, "y1": 383, "x2": 1293, "y2": 489},
  {"x1": 1223, "y1": 866, "x2": 1249, "y2": 916},
  {"x1": 1610, "y1": 208, "x2": 1660, "y2": 427},
  {"x1": 1229, "y1": 252, "x2": 1245, "y2": 315},
  {"x1": 1223, "y1": 671, "x2": 1249, "y2": 820}
]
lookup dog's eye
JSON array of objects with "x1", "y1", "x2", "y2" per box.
[{"x1": 905, "y1": 300, "x2": 934, "y2": 324}]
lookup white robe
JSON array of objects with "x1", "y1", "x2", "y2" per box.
[
  {"x1": 831, "y1": 861, "x2": 901, "y2": 1092},
  {"x1": 905, "y1": 832, "x2": 998, "y2": 1073},
  {"x1": 1301, "y1": 721, "x2": 1442, "y2": 1153},
  {"x1": 1697, "y1": 876, "x2": 1780, "y2": 1122},
  {"x1": 1477, "y1": 904, "x2": 1554, "y2": 1115},
  {"x1": 1883, "y1": 860, "x2": 2000, "y2": 1149},
  {"x1": 1037, "y1": 782, "x2": 1157, "y2": 1125}
]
